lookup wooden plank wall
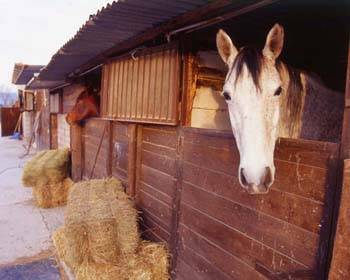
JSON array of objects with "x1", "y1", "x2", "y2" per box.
[
  {"x1": 329, "y1": 160, "x2": 350, "y2": 279},
  {"x1": 134, "y1": 125, "x2": 339, "y2": 279},
  {"x1": 111, "y1": 122, "x2": 137, "y2": 193},
  {"x1": 71, "y1": 120, "x2": 340, "y2": 279},
  {"x1": 82, "y1": 118, "x2": 110, "y2": 179},
  {"x1": 175, "y1": 128, "x2": 339, "y2": 280},
  {"x1": 135, "y1": 125, "x2": 178, "y2": 245},
  {"x1": 79, "y1": 119, "x2": 136, "y2": 191},
  {"x1": 0, "y1": 107, "x2": 20, "y2": 137}
]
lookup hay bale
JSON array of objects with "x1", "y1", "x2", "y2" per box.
[
  {"x1": 22, "y1": 148, "x2": 69, "y2": 187},
  {"x1": 75, "y1": 262, "x2": 122, "y2": 280},
  {"x1": 32, "y1": 178, "x2": 73, "y2": 208},
  {"x1": 52, "y1": 178, "x2": 169, "y2": 280},
  {"x1": 64, "y1": 178, "x2": 139, "y2": 267},
  {"x1": 134, "y1": 241, "x2": 169, "y2": 280},
  {"x1": 73, "y1": 241, "x2": 169, "y2": 280}
]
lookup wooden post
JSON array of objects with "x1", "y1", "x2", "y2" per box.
[
  {"x1": 108, "y1": 120, "x2": 113, "y2": 177},
  {"x1": 70, "y1": 124, "x2": 83, "y2": 182},
  {"x1": 169, "y1": 127, "x2": 185, "y2": 277},
  {"x1": 328, "y1": 40, "x2": 350, "y2": 279},
  {"x1": 340, "y1": 41, "x2": 350, "y2": 159},
  {"x1": 134, "y1": 124, "x2": 143, "y2": 204},
  {"x1": 328, "y1": 160, "x2": 350, "y2": 279},
  {"x1": 127, "y1": 124, "x2": 137, "y2": 197}
]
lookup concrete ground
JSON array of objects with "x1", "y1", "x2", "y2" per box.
[{"x1": 0, "y1": 137, "x2": 66, "y2": 279}]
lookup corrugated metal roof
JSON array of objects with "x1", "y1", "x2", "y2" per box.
[
  {"x1": 37, "y1": 0, "x2": 211, "y2": 83},
  {"x1": 12, "y1": 64, "x2": 44, "y2": 85}
]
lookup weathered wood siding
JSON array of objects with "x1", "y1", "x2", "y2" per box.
[
  {"x1": 176, "y1": 129, "x2": 339, "y2": 279},
  {"x1": 101, "y1": 43, "x2": 180, "y2": 125},
  {"x1": 133, "y1": 126, "x2": 339, "y2": 279},
  {"x1": 36, "y1": 90, "x2": 50, "y2": 150},
  {"x1": 111, "y1": 122, "x2": 137, "y2": 194},
  {"x1": 82, "y1": 118, "x2": 110, "y2": 179},
  {"x1": 136, "y1": 125, "x2": 178, "y2": 245},
  {"x1": 328, "y1": 160, "x2": 350, "y2": 279},
  {"x1": 0, "y1": 107, "x2": 20, "y2": 137},
  {"x1": 70, "y1": 120, "x2": 340, "y2": 279}
]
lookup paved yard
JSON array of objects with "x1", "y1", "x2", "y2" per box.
[{"x1": 0, "y1": 137, "x2": 66, "y2": 279}]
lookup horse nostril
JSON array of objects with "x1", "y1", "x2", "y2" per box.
[
  {"x1": 263, "y1": 167, "x2": 273, "y2": 187},
  {"x1": 222, "y1": 91, "x2": 231, "y2": 100},
  {"x1": 239, "y1": 168, "x2": 248, "y2": 187}
]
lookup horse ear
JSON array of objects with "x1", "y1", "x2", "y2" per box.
[
  {"x1": 263, "y1": 24, "x2": 284, "y2": 60},
  {"x1": 216, "y1": 29, "x2": 238, "y2": 66}
]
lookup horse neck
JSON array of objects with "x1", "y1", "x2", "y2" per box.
[
  {"x1": 278, "y1": 63, "x2": 343, "y2": 142},
  {"x1": 298, "y1": 72, "x2": 343, "y2": 142}
]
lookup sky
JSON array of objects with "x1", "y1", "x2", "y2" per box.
[{"x1": 0, "y1": 0, "x2": 111, "y2": 91}]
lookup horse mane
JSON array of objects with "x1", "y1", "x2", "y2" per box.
[
  {"x1": 229, "y1": 46, "x2": 303, "y2": 136},
  {"x1": 276, "y1": 61, "x2": 303, "y2": 136}
]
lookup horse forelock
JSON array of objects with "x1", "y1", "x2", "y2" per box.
[{"x1": 227, "y1": 46, "x2": 263, "y2": 91}]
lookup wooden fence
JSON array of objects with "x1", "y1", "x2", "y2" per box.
[
  {"x1": 71, "y1": 118, "x2": 340, "y2": 279},
  {"x1": 0, "y1": 107, "x2": 20, "y2": 137}
]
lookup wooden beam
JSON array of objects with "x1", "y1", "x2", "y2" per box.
[
  {"x1": 341, "y1": 40, "x2": 350, "y2": 159},
  {"x1": 134, "y1": 124, "x2": 143, "y2": 204},
  {"x1": 70, "y1": 124, "x2": 83, "y2": 181},
  {"x1": 169, "y1": 127, "x2": 184, "y2": 277},
  {"x1": 328, "y1": 160, "x2": 350, "y2": 279},
  {"x1": 127, "y1": 124, "x2": 137, "y2": 197},
  {"x1": 327, "y1": 39, "x2": 350, "y2": 279}
]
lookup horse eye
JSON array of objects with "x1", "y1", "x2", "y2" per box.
[
  {"x1": 274, "y1": 86, "x2": 282, "y2": 96},
  {"x1": 223, "y1": 91, "x2": 231, "y2": 100}
]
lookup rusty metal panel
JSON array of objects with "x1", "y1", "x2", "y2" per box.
[{"x1": 101, "y1": 43, "x2": 180, "y2": 125}]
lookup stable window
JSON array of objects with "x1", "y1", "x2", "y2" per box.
[
  {"x1": 100, "y1": 43, "x2": 180, "y2": 125},
  {"x1": 182, "y1": 51, "x2": 230, "y2": 130}
]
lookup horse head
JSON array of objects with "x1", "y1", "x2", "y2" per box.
[
  {"x1": 66, "y1": 90, "x2": 99, "y2": 125},
  {"x1": 216, "y1": 24, "x2": 285, "y2": 194}
]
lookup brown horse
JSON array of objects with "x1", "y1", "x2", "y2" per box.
[
  {"x1": 66, "y1": 90, "x2": 99, "y2": 125},
  {"x1": 216, "y1": 24, "x2": 343, "y2": 194}
]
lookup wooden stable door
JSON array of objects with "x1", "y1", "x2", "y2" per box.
[{"x1": 135, "y1": 125, "x2": 340, "y2": 280}]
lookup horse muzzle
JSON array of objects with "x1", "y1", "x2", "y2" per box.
[{"x1": 239, "y1": 166, "x2": 274, "y2": 194}]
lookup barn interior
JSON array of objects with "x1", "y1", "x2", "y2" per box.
[{"x1": 180, "y1": 0, "x2": 349, "y2": 138}]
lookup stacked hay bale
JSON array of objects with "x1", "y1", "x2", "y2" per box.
[
  {"x1": 22, "y1": 148, "x2": 72, "y2": 208},
  {"x1": 53, "y1": 178, "x2": 169, "y2": 280}
]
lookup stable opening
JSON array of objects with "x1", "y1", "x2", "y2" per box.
[{"x1": 182, "y1": 0, "x2": 349, "y2": 143}]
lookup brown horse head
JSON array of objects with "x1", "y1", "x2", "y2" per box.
[{"x1": 66, "y1": 90, "x2": 99, "y2": 125}]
